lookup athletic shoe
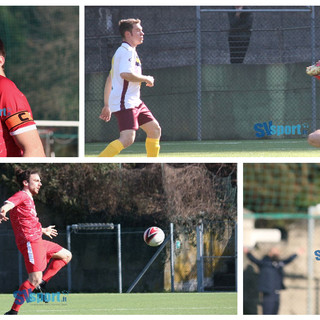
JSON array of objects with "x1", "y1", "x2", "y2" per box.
[
  {"x1": 33, "y1": 280, "x2": 48, "y2": 303},
  {"x1": 33, "y1": 280, "x2": 47, "y2": 293},
  {"x1": 4, "y1": 309, "x2": 18, "y2": 315}
]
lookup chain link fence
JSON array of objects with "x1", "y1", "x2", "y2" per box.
[
  {"x1": 85, "y1": 6, "x2": 320, "y2": 143},
  {"x1": 201, "y1": 221, "x2": 237, "y2": 292},
  {"x1": 85, "y1": 6, "x2": 198, "y2": 143},
  {"x1": 199, "y1": 6, "x2": 320, "y2": 140}
]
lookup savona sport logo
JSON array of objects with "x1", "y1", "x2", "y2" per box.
[
  {"x1": 254, "y1": 121, "x2": 309, "y2": 138},
  {"x1": 13, "y1": 289, "x2": 68, "y2": 304}
]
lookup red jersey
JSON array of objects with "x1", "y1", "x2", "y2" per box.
[
  {"x1": 0, "y1": 75, "x2": 37, "y2": 157},
  {"x1": 6, "y1": 190, "x2": 42, "y2": 247}
]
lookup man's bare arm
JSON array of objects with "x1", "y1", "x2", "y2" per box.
[
  {"x1": 0, "y1": 202, "x2": 14, "y2": 223},
  {"x1": 12, "y1": 129, "x2": 46, "y2": 157},
  {"x1": 104, "y1": 73, "x2": 112, "y2": 106},
  {"x1": 99, "y1": 74, "x2": 112, "y2": 122}
]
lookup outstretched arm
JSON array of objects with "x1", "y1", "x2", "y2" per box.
[
  {"x1": 246, "y1": 251, "x2": 263, "y2": 267},
  {"x1": 0, "y1": 202, "x2": 14, "y2": 223},
  {"x1": 282, "y1": 254, "x2": 298, "y2": 265},
  {"x1": 282, "y1": 248, "x2": 303, "y2": 265}
]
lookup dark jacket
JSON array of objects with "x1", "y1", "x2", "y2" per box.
[
  {"x1": 228, "y1": 7, "x2": 253, "y2": 33},
  {"x1": 247, "y1": 252, "x2": 297, "y2": 294}
]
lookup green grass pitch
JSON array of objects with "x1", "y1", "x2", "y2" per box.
[
  {"x1": 0, "y1": 292, "x2": 237, "y2": 315},
  {"x1": 85, "y1": 139, "x2": 319, "y2": 157}
]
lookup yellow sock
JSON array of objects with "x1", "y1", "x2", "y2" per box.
[
  {"x1": 98, "y1": 139, "x2": 124, "y2": 157},
  {"x1": 145, "y1": 137, "x2": 160, "y2": 157}
]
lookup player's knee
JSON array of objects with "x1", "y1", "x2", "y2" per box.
[
  {"x1": 148, "y1": 123, "x2": 161, "y2": 139},
  {"x1": 60, "y1": 249, "x2": 72, "y2": 264},
  {"x1": 154, "y1": 123, "x2": 161, "y2": 138},
  {"x1": 122, "y1": 137, "x2": 135, "y2": 148},
  {"x1": 64, "y1": 250, "x2": 72, "y2": 264},
  {"x1": 120, "y1": 133, "x2": 135, "y2": 148}
]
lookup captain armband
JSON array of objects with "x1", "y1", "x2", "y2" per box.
[{"x1": 4, "y1": 111, "x2": 35, "y2": 132}]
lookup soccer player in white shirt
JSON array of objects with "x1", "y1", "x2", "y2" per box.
[{"x1": 99, "y1": 19, "x2": 161, "y2": 157}]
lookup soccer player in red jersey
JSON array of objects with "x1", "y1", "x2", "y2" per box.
[
  {"x1": 0, "y1": 168, "x2": 72, "y2": 315},
  {"x1": 0, "y1": 39, "x2": 45, "y2": 157},
  {"x1": 307, "y1": 60, "x2": 320, "y2": 148}
]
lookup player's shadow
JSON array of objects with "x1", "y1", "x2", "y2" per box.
[{"x1": 243, "y1": 264, "x2": 259, "y2": 314}]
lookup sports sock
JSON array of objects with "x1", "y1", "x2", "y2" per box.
[
  {"x1": 145, "y1": 137, "x2": 160, "y2": 157},
  {"x1": 98, "y1": 139, "x2": 124, "y2": 157},
  {"x1": 43, "y1": 259, "x2": 68, "y2": 283},
  {"x1": 11, "y1": 280, "x2": 35, "y2": 312}
]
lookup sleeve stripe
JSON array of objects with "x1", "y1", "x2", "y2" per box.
[
  {"x1": 4, "y1": 200, "x2": 15, "y2": 208},
  {"x1": 10, "y1": 124, "x2": 37, "y2": 136}
]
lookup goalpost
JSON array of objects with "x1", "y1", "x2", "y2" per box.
[
  {"x1": 66, "y1": 223, "x2": 121, "y2": 293},
  {"x1": 65, "y1": 222, "x2": 233, "y2": 294},
  {"x1": 66, "y1": 223, "x2": 175, "y2": 294}
]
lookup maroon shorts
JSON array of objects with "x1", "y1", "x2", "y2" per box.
[
  {"x1": 113, "y1": 103, "x2": 156, "y2": 132},
  {"x1": 18, "y1": 238, "x2": 63, "y2": 273}
]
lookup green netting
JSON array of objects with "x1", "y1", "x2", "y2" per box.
[{"x1": 244, "y1": 163, "x2": 320, "y2": 213}]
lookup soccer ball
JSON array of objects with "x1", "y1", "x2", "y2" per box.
[{"x1": 143, "y1": 226, "x2": 165, "y2": 247}]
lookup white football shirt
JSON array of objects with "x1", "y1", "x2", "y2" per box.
[{"x1": 108, "y1": 42, "x2": 142, "y2": 112}]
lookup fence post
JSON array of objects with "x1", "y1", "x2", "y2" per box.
[
  {"x1": 196, "y1": 6, "x2": 202, "y2": 141},
  {"x1": 126, "y1": 234, "x2": 171, "y2": 293},
  {"x1": 117, "y1": 224, "x2": 122, "y2": 293},
  {"x1": 66, "y1": 225, "x2": 72, "y2": 292},
  {"x1": 235, "y1": 222, "x2": 238, "y2": 293},
  {"x1": 310, "y1": 6, "x2": 317, "y2": 132},
  {"x1": 170, "y1": 223, "x2": 175, "y2": 292},
  {"x1": 197, "y1": 223, "x2": 204, "y2": 292},
  {"x1": 307, "y1": 206, "x2": 315, "y2": 314}
]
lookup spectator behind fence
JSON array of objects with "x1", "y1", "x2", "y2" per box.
[
  {"x1": 228, "y1": 6, "x2": 253, "y2": 64},
  {"x1": 244, "y1": 246, "x2": 303, "y2": 315}
]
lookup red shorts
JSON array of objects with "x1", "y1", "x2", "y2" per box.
[
  {"x1": 113, "y1": 102, "x2": 156, "y2": 132},
  {"x1": 18, "y1": 238, "x2": 63, "y2": 274}
]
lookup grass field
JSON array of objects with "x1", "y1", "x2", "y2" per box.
[
  {"x1": 0, "y1": 292, "x2": 237, "y2": 315},
  {"x1": 85, "y1": 139, "x2": 319, "y2": 157}
]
